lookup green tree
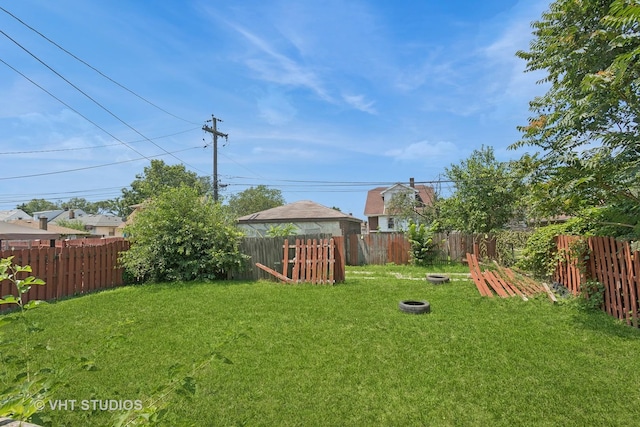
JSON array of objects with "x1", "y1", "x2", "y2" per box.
[
  {"x1": 17, "y1": 199, "x2": 59, "y2": 216},
  {"x1": 115, "y1": 160, "x2": 212, "y2": 217},
  {"x1": 226, "y1": 185, "x2": 285, "y2": 218},
  {"x1": 512, "y1": 0, "x2": 640, "y2": 236},
  {"x1": 439, "y1": 146, "x2": 524, "y2": 233},
  {"x1": 54, "y1": 219, "x2": 86, "y2": 232},
  {"x1": 386, "y1": 188, "x2": 438, "y2": 227},
  {"x1": 119, "y1": 185, "x2": 246, "y2": 282},
  {"x1": 59, "y1": 197, "x2": 99, "y2": 214}
]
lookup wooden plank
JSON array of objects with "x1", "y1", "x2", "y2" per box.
[
  {"x1": 618, "y1": 240, "x2": 632, "y2": 325},
  {"x1": 487, "y1": 269, "x2": 515, "y2": 297},
  {"x1": 333, "y1": 236, "x2": 345, "y2": 283},
  {"x1": 69, "y1": 246, "x2": 79, "y2": 295},
  {"x1": 600, "y1": 236, "x2": 615, "y2": 316},
  {"x1": 321, "y1": 239, "x2": 329, "y2": 283},
  {"x1": 623, "y1": 240, "x2": 637, "y2": 327},
  {"x1": 634, "y1": 245, "x2": 640, "y2": 328},
  {"x1": 509, "y1": 267, "x2": 545, "y2": 295},
  {"x1": 610, "y1": 237, "x2": 624, "y2": 320},
  {"x1": 542, "y1": 283, "x2": 558, "y2": 303},
  {"x1": 482, "y1": 271, "x2": 509, "y2": 298},
  {"x1": 292, "y1": 239, "x2": 300, "y2": 282},
  {"x1": 57, "y1": 246, "x2": 67, "y2": 299},
  {"x1": 328, "y1": 238, "x2": 335, "y2": 284},
  {"x1": 282, "y1": 240, "x2": 290, "y2": 278},
  {"x1": 255, "y1": 263, "x2": 294, "y2": 283},
  {"x1": 312, "y1": 239, "x2": 318, "y2": 284},
  {"x1": 466, "y1": 253, "x2": 493, "y2": 297},
  {"x1": 493, "y1": 264, "x2": 528, "y2": 301},
  {"x1": 466, "y1": 252, "x2": 485, "y2": 295}
]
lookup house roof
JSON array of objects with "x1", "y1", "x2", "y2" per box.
[
  {"x1": 32, "y1": 209, "x2": 66, "y2": 221},
  {"x1": 0, "y1": 222, "x2": 61, "y2": 240},
  {"x1": 33, "y1": 209, "x2": 88, "y2": 222},
  {"x1": 76, "y1": 214, "x2": 124, "y2": 227},
  {"x1": 0, "y1": 209, "x2": 30, "y2": 221},
  {"x1": 238, "y1": 200, "x2": 362, "y2": 223},
  {"x1": 9, "y1": 219, "x2": 90, "y2": 235},
  {"x1": 364, "y1": 184, "x2": 435, "y2": 216}
]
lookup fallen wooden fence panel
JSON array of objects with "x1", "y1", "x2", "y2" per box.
[{"x1": 467, "y1": 253, "x2": 551, "y2": 301}]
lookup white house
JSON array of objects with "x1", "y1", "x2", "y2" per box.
[{"x1": 363, "y1": 178, "x2": 435, "y2": 233}]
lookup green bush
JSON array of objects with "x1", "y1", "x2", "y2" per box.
[
  {"x1": 517, "y1": 216, "x2": 596, "y2": 279},
  {"x1": 119, "y1": 186, "x2": 247, "y2": 282},
  {"x1": 406, "y1": 222, "x2": 439, "y2": 266}
]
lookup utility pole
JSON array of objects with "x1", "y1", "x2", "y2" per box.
[{"x1": 202, "y1": 114, "x2": 228, "y2": 202}]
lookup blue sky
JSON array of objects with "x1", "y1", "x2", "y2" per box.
[{"x1": 0, "y1": 0, "x2": 549, "y2": 220}]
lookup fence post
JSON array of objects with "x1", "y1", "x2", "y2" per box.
[{"x1": 333, "y1": 236, "x2": 345, "y2": 283}]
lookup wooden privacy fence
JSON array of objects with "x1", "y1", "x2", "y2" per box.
[
  {"x1": 555, "y1": 235, "x2": 640, "y2": 327},
  {"x1": 346, "y1": 232, "x2": 497, "y2": 265},
  {"x1": 0, "y1": 238, "x2": 129, "y2": 311},
  {"x1": 256, "y1": 237, "x2": 344, "y2": 284},
  {"x1": 236, "y1": 234, "x2": 345, "y2": 282}
]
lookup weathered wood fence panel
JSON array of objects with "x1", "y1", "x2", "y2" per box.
[
  {"x1": 235, "y1": 234, "x2": 336, "y2": 281},
  {"x1": 285, "y1": 238, "x2": 341, "y2": 284},
  {"x1": 0, "y1": 239, "x2": 129, "y2": 311},
  {"x1": 345, "y1": 232, "x2": 497, "y2": 266},
  {"x1": 555, "y1": 235, "x2": 640, "y2": 327}
]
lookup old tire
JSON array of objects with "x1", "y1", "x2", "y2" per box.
[
  {"x1": 399, "y1": 300, "x2": 430, "y2": 314},
  {"x1": 426, "y1": 274, "x2": 450, "y2": 284}
]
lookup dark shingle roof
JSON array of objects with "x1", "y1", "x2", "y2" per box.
[{"x1": 238, "y1": 200, "x2": 361, "y2": 223}]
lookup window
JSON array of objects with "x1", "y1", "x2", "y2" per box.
[{"x1": 388, "y1": 217, "x2": 395, "y2": 229}]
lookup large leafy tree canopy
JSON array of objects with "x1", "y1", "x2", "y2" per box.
[
  {"x1": 512, "y1": 0, "x2": 640, "y2": 235},
  {"x1": 439, "y1": 146, "x2": 524, "y2": 233},
  {"x1": 16, "y1": 199, "x2": 59, "y2": 216},
  {"x1": 226, "y1": 185, "x2": 285, "y2": 219},
  {"x1": 17, "y1": 197, "x2": 111, "y2": 216},
  {"x1": 116, "y1": 160, "x2": 212, "y2": 217}
]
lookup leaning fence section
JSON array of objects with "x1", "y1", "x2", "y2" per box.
[
  {"x1": 555, "y1": 235, "x2": 640, "y2": 327},
  {"x1": 0, "y1": 239, "x2": 129, "y2": 311},
  {"x1": 235, "y1": 234, "x2": 341, "y2": 281},
  {"x1": 255, "y1": 238, "x2": 344, "y2": 284}
]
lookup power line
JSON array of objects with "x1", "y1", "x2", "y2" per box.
[
  {"x1": 0, "y1": 29, "x2": 201, "y2": 171},
  {"x1": 0, "y1": 146, "x2": 203, "y2": 181},
  {"x1": 0, "y1": 127, "x2": 200, "y2": 155},
  {"x1": 0, "y1": 5, "x2": 200, "y2": 126},
  {"x1": 0, "y1": 57, "x2": 151, "y2": 160}
]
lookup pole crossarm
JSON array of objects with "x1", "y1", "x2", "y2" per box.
[{"x1": 202, "y1": 114, "x2": 228, "y2": 202}]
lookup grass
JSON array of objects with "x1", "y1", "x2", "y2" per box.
[{"x1": 2, "y1": 263, "x2": 640, "y2": 426}]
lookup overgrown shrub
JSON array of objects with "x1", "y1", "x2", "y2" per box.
[
  {"x1": 119, "y1": 186, "x2": 247, "y2": 282},
  {"x1": 495, "y1": 231, "x2": 531, "y2": 267},
  {"x1": 266, "y1": 224, "x2": 298, "y2": 237},
  {"x1": 579, "y1": 280, "x2": 605, "y2": 312},
  {"x1": 517, "y1": 217, "x2": 594, "y2": 279},
  {"x1": 406, "y1": 222, "x2": 439, "y2": 266}
]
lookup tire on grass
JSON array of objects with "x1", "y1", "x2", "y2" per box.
[
  {"x1": 426, "y1": 274, "x2": 450, "y2": 284},
  {"x1": 399, "y1": 300, "x2": 431, "y2": 314}
]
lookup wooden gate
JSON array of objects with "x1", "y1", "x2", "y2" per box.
[{"x1": 256, "y1": 238, "x2": 342, "y2": 284}]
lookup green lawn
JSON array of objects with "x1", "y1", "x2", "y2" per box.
[{"x1": 2, "y1": 264, "x2": 640, "y2": 426}]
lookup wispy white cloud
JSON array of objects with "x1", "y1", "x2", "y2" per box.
[
  {"x1": 342, "y1": 94, "x2": 377, "y2": 115},
  {"x1": 385, "y1": 140, "x2": 459, "y2": 161},
  {"x1": 226, "y1": 22, "x2": 332, "y2": 102}
]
